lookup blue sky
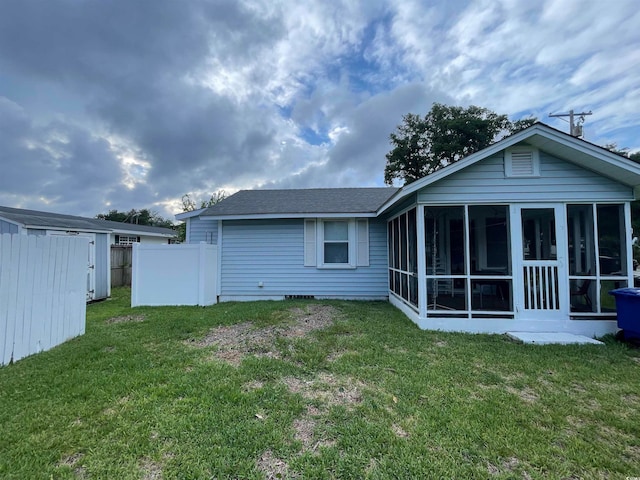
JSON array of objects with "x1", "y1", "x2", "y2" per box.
[{"x1": 0, "y1": 0, "x2": 638, "y2": 220}]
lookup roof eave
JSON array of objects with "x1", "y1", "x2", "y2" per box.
[
  {"x1": 200, "y1": 212, "x2": 379, "y2": 221},
  {"x1": 175, "y1": 207, "x2": 208, "y2": 221},
  {"x1": 22, "y1": 224, "x2": 113, "y2": 234}
]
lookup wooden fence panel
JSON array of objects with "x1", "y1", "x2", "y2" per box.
[
  {"x1": 0, "y1": 234, "x2": 87, "y2": 366},
  {"x1": 111, "y1": 245, "x2": 132, "y2": 287}
]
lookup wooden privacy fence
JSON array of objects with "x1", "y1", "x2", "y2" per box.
[
  {"x1": 132, "y1": 243, "x2": 217, "y2": 307},
  {"x1": 0, "y1": 234, "x2": 88, "y2": 366},
  {"x1": 111, "y1": 245, "x2": 132, "y2": 287}
]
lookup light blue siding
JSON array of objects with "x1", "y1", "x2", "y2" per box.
[
  {"x1": 26, "y1": 228, "x2": 46, "y2": 236},
  {"x1": 417, "y1": 152, "x2": 634, "y2": 203},
  {"x1": 220, "y1": 219, "x2": 389, "y2": 298},
  {"x1": 0, "y1": 219, "x2": 19, "y2": 234},
  {"x1": 188, "y1": 216, "x2": 218, "y2": 244},
  {"x1": 94, "y1": 233, "x2": 109, "y2": 300}
]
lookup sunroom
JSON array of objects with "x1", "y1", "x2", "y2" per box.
[{"x1": 381, "y1": 124, "x2": 640, "y2": 336}]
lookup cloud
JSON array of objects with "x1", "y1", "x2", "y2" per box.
[
  {"x1": 0, "y1": 0, "x2": 638, "y2": 220},
  {"x1": 0, "y1": 97, "x2": 124, "y2": 215}
]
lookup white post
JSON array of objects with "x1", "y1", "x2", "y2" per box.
[{"x1": 416, "y1": 205, "x2": 427, "y2": 320}]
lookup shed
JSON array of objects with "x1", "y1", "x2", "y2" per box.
[{"x1": 0, "y1": 205, "x2": 176, "y2": 301}]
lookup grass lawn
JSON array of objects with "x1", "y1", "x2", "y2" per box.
[{"x1": 1, "y1": 288, "x2": 640, "y2": 479}]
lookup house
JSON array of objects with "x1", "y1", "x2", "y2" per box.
[
  {"x1": 177, "y1": 123, "x2": 640, "y2": 337},
  {"x1": 0, "y1": 206, "x2": 176, "y2": 301}
]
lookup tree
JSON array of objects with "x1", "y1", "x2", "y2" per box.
[
  {"x1": 177, "y1": 190, "x2": 227, "y2": 242},
  {"x1": 95, "y1": 208, "x2": 174, "y2": 228},
  {"x1": 181, "y1": 190, "x2": 227, "y2": 212},
  {"x1": 384, "y1": 103, "x2": 536, "y2": 185}
]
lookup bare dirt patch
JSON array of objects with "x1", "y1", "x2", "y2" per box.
[
  {"x1": 139, "y1": 457, "x2": 163, "y2": 480},
  {"x1": 487, "y1": 457, "x2": 523, "y2": 476},
  {"x1": 392, "y1": 423, "x2": 409, "y2": 438},
  {"x1": 58, "y1": 453, "x2": 86, "y2": 479},
  {"x1": 58, "y1": 453, "x2": 83, "y2": 468},
  {"x1": 282, "y1": 372, "x2": 365, "y2": 410},
  {"x1": 256, "y1": 450, "x2": 292, "y2": 480},
  {"x1": 506, "y1": 386, "x2": 538, "y2": 403},
  {"x1": 190, "y1": 304, "x2": 338, "y2": 366},
  {"x1": 106, "y1": 314, "x2": 145, "y2": 324},
  {"x1": 243, "y1": 380, "x2": 264, "y2": 391}
]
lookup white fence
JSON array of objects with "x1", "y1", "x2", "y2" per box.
[
  {"x1": 1, "y1": 234, "x2": 88, "y2": 366},
  {"x1": 131, "y1": 243, "x2": 217, "y2": 307}
]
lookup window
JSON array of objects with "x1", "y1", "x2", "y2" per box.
[
  {"x1": 115, "y1": 235, "x2": 140, "y2": 245},
  {"x1": 505, "y1": 148, "x2": 540, "y2": 177},
  {"x1": 323, "y1": 221, "x2": 349, "y2": 264},
  {"x1": 304, "y1": 219, "x2": 369, "y2": 268}
]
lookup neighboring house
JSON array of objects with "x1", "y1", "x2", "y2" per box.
[
  {"x1": 0, "y1": 206, "x2": 176, "y2": 301},
  {"x1": 179, "y1": 122, "x2": 640, "y2": 337}
]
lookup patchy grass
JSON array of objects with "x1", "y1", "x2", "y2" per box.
[{"x1": 1, "y1": 287, "x2": 640, "y2": 479}]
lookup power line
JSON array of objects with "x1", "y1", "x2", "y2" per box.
[{"x1": 549, "y1": 109, "x2": 592, "y2": 137}]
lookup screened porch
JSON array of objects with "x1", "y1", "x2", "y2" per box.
[{"x1": 388, "y1": 203, "x2": 631, "y2": 322}]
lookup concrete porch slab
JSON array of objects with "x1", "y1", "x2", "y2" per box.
[{"x1": 506, "y1": 332, "x2": 604, "y2": 345}]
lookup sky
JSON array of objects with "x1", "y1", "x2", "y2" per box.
[{"x1": 0, "y1": 0, "x2": 638, "y2": 222}]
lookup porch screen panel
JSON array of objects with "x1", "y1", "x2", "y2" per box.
[
  {"x1": 567, "y1": 203, "x2": 628, "y2": 315},
  {"x1": 388, "y1": 208, "x2": 418, "y2": 308},
  {"x1": 567, "y1": 205, "x2": 596, "y2": 276},
  {"x1": 425, "y1": 206, "x2": 467, "y2": 311},
  {"x1": 468, "y1": 205, "x2": 512, "y2": 313},
  {"x1": 597, "y1": 205, "x2": 626, "y2": 275}
]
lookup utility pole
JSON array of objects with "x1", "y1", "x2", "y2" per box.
[{"x1": 549, "y1": 110, "x2": 592, "y2": 137}]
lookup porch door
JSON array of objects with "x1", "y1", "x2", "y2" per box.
[{"x1": 513, "y1": 205, "x2": 568, "y2": 320}]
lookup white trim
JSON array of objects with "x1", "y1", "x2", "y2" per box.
[
  {"x1": 201, "y1": 212, "x2": 378, "y2": 221},
  {"x1": 316, "y1": 219, "x2": 357, "y2": 268},
  {"x1": 217, "y1": 220, "x2": 223, "y2": 297},
  {"x1": 416, "y1": 205, "x2": 427, "y2": 319},
  {"x1": 110, "y1": 229, "x2": 175, "y2": 238},
  {"x1": 24, "y1": 225, "x2": 111, "y2": 234}
]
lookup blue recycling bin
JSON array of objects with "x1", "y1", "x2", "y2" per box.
[{"x1": 609, "y1": 288, "x2": 640, "y2": 340}]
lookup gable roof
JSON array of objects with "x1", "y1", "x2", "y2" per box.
[
  {"x1": 0, "y1": 205, "x2": 176, "y2": 237},
  {"x1": 198, "y1": 188, "x2": 399, "y2": 220},
  {"x1": 378, "y1": 122, "x2": 640, "y2": 214}
]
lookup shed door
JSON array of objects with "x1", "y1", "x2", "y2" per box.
[
  {"x1": 513, "y1": 205, "x2": 568, "y2": 320},
  {"x1": 47, "y1": 231, "x2": 96, "y2": 301}
]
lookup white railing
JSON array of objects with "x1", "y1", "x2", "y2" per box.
[
  {"x1": 523, "y1": 264, "x2": 559, "y2": 310},
  {"x1": 0, "y1": 234, "x2": 87, "y2": 365}
]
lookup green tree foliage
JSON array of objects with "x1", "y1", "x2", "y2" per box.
[
  {"x1": 95, "y1": 209, "x2": 174, "y2": 228},
  {"x1": 177, "y1": 190, "x2": 227, "y2": 242},
  {"x1": 603, "y1": 144, "x2": 640, "y2": 257},
  {"x1": 384, "y1": 103, "x2": 536, "y2": 185},
  {"x1": 181, "y1": 190, "x2": 227, "y2": 212}
]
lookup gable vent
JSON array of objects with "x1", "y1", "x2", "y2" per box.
[
  {"x1": 505, "y1": 148, "x2": 539, "y2": 177},
  {"x1": 511, "y1": 151, "x2": 534, "y2": 175}
]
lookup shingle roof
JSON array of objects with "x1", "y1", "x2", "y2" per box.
[
  {"x1": 200, "y1": 188, "x2": 399, "y2": 217},
  {"x1": 0, "y1": 205, "x2": 176, "y2": 236}
]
